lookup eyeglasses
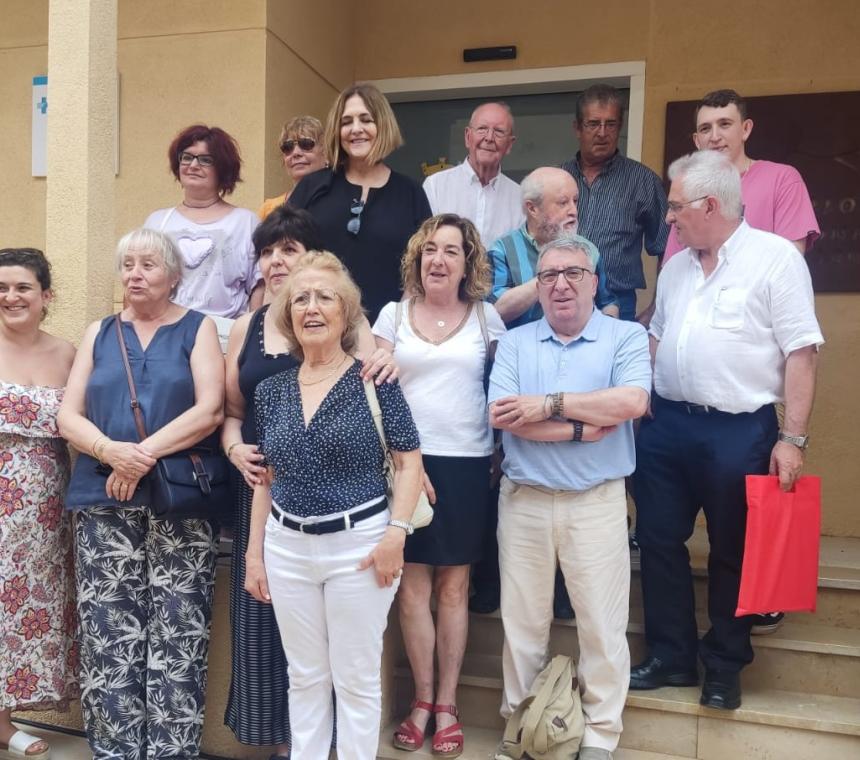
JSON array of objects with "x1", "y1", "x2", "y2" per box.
[
  {"x1": 469, "y1": 125, "x2": 511, "y2": 139},
  {"x1": 667, "y1": 195, "x2": 709, "y2": 213},
  {"x1": 281, "y1": 137, "x2": 317, "y2": 155},
  {"x1": 347, "y1": 199, "x2": 365, "y2": 235},
  {"x1": 536, "y1": 266, "x2": 594, "y2": 286},
  {"x1": 289, "y1": 288, "x2": 340, "y2": 309},
  {"x1": 178, "y1": 151, "x2": 215, "y2": 167},
  {"x1": 581, "y1": 120, "x2": 621, "y2": 133}
]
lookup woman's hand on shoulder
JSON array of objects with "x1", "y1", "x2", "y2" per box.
[
  {"x1": 360, "y1": 347, "x2": 399, "y2": 385},
  {"x1": 244, "y1": 553, "x2": 272, "y2": 603},
  {"x1": 358, "y1": 525, "x2": 406, "y2": 588}
]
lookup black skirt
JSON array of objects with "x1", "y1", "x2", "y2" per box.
[{"x1": 404, "y1": 454, "x2": 491, "y2": 566}]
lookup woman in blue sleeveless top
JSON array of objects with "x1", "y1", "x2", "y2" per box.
[{"x1": 59, "y1": 228, "x2": 225, "y2": 760}]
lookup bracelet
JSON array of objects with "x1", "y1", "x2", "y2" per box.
[
  {"x1": 551, "y1": 391, "x2": 564, "y2": 419},
  {"x1": 572, "y1": 420, "x2": 584, "y2": 442},
  {"x1": 91, "y1": 435, "x2": 106, "y2": 461},
  {"x1": 93, "y1": 436, "x2": 110, "y2": 464},
  {"x1": 226, "y1": 442, "x2": 241, "y2": 460}
]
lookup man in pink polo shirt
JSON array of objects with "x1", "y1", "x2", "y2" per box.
[{"x1": 663, "y1": 89, "x2": 820, "y2": 263}]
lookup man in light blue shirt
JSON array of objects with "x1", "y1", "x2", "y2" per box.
[{"x1": 489, "y1": 235, "x2": 650, "y2": 760}]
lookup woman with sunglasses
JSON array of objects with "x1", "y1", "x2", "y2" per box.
[
  {"x1": 289, "y1": 83, "x2": 431, "y2": 321},
  {"x1": 259, "y1": 116, "x2": 328, "y2": 220},
  {"x1": 144, "y1": 124, "x2": 263, "y2": 329}
]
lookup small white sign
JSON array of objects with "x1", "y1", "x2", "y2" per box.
[{"x1": 32, "y1": 75, "x2": 48, "y2": 177}]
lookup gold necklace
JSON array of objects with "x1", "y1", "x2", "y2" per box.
[{"x1": 298, "y1": 353, "x2": 349, "y2": 386}]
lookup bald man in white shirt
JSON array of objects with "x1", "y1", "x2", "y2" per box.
[{"x1": 423, "y1": 102, "x2": 525, "y2": 247}]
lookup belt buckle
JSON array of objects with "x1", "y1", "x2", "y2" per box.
[{"x1": 344, "y1": 512, "x2": 352, "y2": 531}]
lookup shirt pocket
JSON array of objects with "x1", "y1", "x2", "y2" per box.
[{"x1": 709, "y1": 287, "x2": 747, "y2": 330}]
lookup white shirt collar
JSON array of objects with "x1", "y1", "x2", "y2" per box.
[{"x1": 462, "y1": 158, "x2": 501, "y2": 189}]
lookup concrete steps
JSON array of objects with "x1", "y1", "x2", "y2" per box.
[
  {"x1": 380, "y1": 535, "x2": 860, "y2": 759},
  {"x1": 377, "y1": 722, "x2": 691, "y2": 760}
]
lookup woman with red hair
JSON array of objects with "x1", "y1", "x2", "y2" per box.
[{"x1": 144, "y1": 125, "x2": 263, "y2": 329}]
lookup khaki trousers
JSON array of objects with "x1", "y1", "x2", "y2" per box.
[{"x1": 498, "y1": 476, "x2": 630, "y2": 751}]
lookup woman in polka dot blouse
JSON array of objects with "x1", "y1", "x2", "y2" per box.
[{"x1": 244, "y1": 251, "x2": 423, "y2": 760}]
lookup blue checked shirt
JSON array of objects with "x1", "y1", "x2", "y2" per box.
[
  {"x1": 561, "y1": 151, "x2": 669, "y2": 292},
  {"x1": 488, "y1": 224, "x2": 616, "y2": 329}
]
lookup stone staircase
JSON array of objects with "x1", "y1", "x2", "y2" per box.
[{"x1": 377, "y1": 534, "x2": 860, "y2": 759}]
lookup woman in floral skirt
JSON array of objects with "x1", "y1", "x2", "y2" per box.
[{"x1": 0, "y1": 248, "x2": 78, "y2": 760}]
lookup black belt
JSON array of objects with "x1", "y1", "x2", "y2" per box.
[
  {"x1": 657, "y1": 396, "x2": 728, "y2": 416},
  {"x1": 270, "y1": 498, "x2": 387, "y2": 535},
  {"x1": 657, "y1": 396, "x2": 757, "y2": 417}
]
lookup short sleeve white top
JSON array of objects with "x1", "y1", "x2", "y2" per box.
[
  {"x1": 651, "y1": 221, "x2": 824, "y2": 413},
  {"x1": 373, "y1": 299, "x2": 506, "y2": 457},
  {"x1": 144, "y1": 206, "x2": 261, "y2": 319}
]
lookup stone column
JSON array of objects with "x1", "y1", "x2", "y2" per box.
[{"x1": 44, "y1": 0, "x2": 117, "y2": 343}]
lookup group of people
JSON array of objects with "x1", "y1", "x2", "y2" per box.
[{"x1": 0, "y1": 82, "x2": 822, "y2": 760}]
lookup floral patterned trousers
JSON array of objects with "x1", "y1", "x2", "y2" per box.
[{"x1": 75, "y1": 507, "x2": 217, "y2": 760}]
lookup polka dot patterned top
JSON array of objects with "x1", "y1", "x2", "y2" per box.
[{"x1": 255, "y1": 359, "x2": 420, "y2": 518}]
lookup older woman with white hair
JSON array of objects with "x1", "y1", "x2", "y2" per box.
[{"x1": 59, "y1": 228, "x2": 225, "y2": 759}]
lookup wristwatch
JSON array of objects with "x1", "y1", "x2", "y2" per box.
[
  {"x1": 388, "y1": 519, "x2": 414, "y2": 535},
  {"x1": 778, "y1": 431, "x2": 809, "y2": 450}
]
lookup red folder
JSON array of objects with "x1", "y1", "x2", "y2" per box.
[{"x1": 736, "y1": 475, "x2": 821, "y2": 616}]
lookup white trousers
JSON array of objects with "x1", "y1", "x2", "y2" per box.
[
  {"x1": 264, "y1": 507, "x2": 399, "y2": 760},
  {"x1": 498, "y1": 477, "x2": 630, "y2": 751}
]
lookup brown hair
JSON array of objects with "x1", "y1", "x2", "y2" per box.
[
  {"x1": 400, "y1": 214, "x2": 491, "y2": 302},
  {"x1": 271, "y1": 251, "x2": 365, "y2": 361},
  {"x1": 278, "y1": 115, "x2": 324, "y2": 151},
  {"x1": 324, "y1": 83, "x2": 403, "y2": 169},
  {"x1": 168, "y1": 124, "x2": 242, "y2": 195},
  {"x1": 696, "y1": 89, "x2": 748, "y2": 122}
]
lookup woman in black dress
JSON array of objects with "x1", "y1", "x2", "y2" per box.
[
  {"x1": 289, "y1": 83, "x2": 431, "y2": 322},
  {"x1": 222, "y1": 206, "x2": 396, "y2": 755}
]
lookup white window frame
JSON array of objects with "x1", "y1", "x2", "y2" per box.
[{"x1": 370, "y1": 60, "x2": 646, "y2": 162}]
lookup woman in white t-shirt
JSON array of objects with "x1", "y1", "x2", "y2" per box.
[
  {"x1": 373, "y1": 214, "x2": 505, "y2": 757},
  {"x1": 144, "y1": 125, "x2": 263, "y2": 337}
]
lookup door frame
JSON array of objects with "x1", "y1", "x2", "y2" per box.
[{"x1": 370, "y1": 60, "x2": 646, "y2": 161}]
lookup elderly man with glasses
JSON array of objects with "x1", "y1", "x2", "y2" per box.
[
  {"x1": 423, "y1": 102, "x2": 525, "y2": 247},
  {"x1": 488, "y1": 236, "x2": 651, "y2": 760},
  {"x1": 561, "y1": 84, "x2": 669, "y2": 322},
  {"x1": 630, "y1": 150, "x2": 823, "y2": 710}
]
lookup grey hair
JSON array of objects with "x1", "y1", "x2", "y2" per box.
[
  {"x1": 575, "y1": 84, "x2": 624, "y2": 125},
  {"x1": 520, "y1": 169, "x2": 545, "y2": 209},
  {"x1": 115, "y1": 228, "x2": 184, "y2": 286},
  {"x1": 668, "y1": 150, "x2": 743, "y2": 219},
  {"x1": 537, "y1": 235, "x2": 599, "y2": 270}
]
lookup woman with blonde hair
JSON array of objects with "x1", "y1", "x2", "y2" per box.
[
  {"x1": 258, "y1": 115, "x2": 328, "y2": 220},
  {"x1": 373, "y1": 214, "x2": 505, "y2": 757},
  {"x1": 245, "y1": 250, "x2": 422, "y2": 759},
  {"x1": 289, "y1": 83, "x2": 431, "y2": 321}
]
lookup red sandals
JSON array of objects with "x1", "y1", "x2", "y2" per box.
[
  {"x1": 392, "y1": 698, "x2": 434, "y2": 752},
  {"x1": 431, "y1": 704, "x2": 464, "y2": 758}
]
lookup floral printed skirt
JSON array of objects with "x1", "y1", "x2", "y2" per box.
[{"x1": 0, "y1": 432, "x2": 78, "y2": 711}]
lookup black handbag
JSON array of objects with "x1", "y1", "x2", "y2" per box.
[{"x1": 114, "y1": 316, "x2": 230, "y2": 518}]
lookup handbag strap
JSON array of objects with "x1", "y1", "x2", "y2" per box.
[
  {"x1": 518, "y1": 655, "x2": 573, "y2": 752},
  {"x1": 114, "y1": 315, "x2": 149, "y2": 441},
  {"x1": 362, "y1": 379, "x2": 390, "y2": 457}
]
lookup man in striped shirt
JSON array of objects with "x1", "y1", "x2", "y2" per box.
[{"x1": 562, "y1": 85, "x2": 669, "y2": 321}]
